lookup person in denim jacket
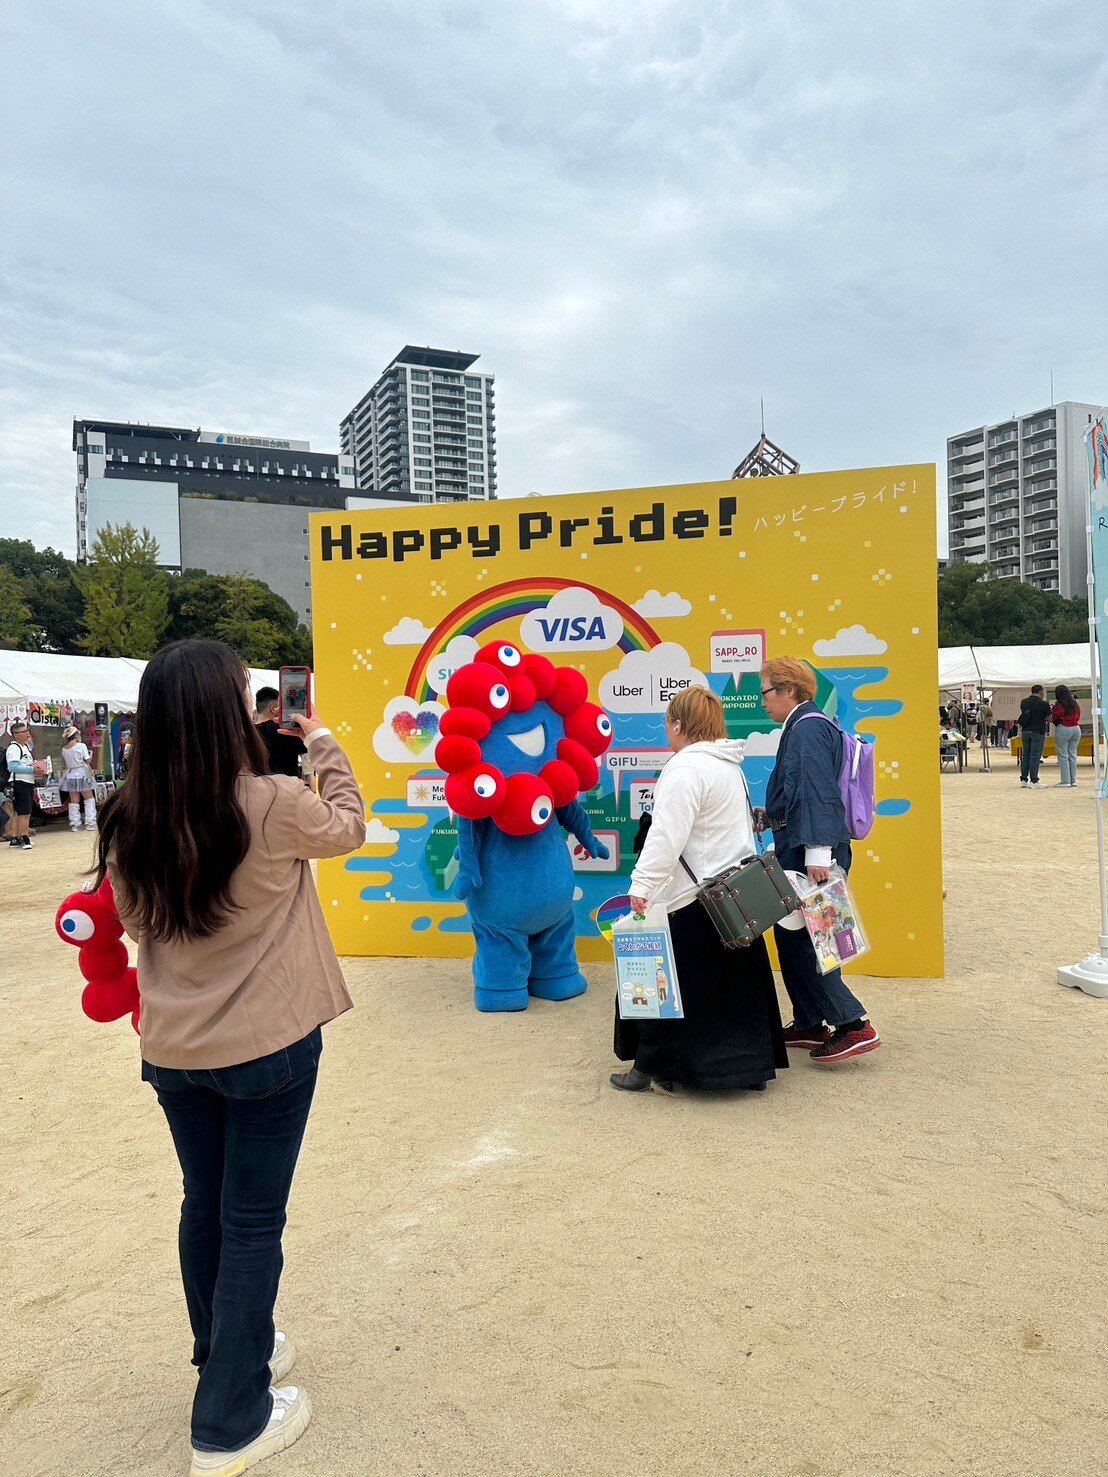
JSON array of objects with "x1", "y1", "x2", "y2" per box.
[{"x1": 757, "y1": 657, "x2": 881, "y2": 1066}]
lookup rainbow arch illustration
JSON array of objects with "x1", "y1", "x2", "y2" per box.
[{"x1": 405, "y1": 578, "x2": 662, "y2": 700}]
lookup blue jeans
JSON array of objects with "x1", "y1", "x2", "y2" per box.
[
  {"x1": 1054, "y1": 725, "x2": 1079, "y2": 785},
  {"x1": 1020, "y1": 730, "x2": 1046, "y2": 782},
  {"x1": 142, "y1": 1028, "x2": 321, "y2": 1452},
  {"x1": 773, "y1": 842, "x2": 866, "y2": 1029}
]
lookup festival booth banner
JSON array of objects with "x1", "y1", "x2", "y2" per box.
[{"x1": 310, "y1": 466, "x2": 943, "y2": 977}]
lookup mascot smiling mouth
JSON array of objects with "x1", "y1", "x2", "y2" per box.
[{"x1": 507, "y1": 723, "x2": 545, "y2": 757}]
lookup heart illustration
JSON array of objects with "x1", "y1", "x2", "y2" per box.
[{"x1": 391, "y1": 709, "x2": 440, "y2": 755}]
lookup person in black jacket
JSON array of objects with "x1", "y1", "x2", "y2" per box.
[
  {"x1": 1017, "y1": 684, "x2": 1051, "y2": 787},
  {"x1": 254, "y1": 687, "x2": 308, "y2": 780},
  {"x1": 757, "y1": 658, "x2": 880, "y2": 1065}
]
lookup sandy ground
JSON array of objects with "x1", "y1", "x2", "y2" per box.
[{"x1": 2, "y1": 762, "x2": 1106, "y2": 1477}]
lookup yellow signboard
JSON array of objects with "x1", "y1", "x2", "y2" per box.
[{"x1": 311, "y1": 466, "x2": 942, "y2": 977}]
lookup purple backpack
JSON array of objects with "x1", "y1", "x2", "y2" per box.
[{"x1": 795, "y1": 712, "x2": 876, "y2": 840}]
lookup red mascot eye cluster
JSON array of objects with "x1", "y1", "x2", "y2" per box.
[
  {"x1": 436, "y1": 641, "x2": 614, "y2": 835},
  {"x1": 55, "y1": 876, "x2": 140, "y2": 1033}
]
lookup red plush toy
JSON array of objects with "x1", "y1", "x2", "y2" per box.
[{"x1": 55, "y1": 876, "x2": 140, "y2": 1033}]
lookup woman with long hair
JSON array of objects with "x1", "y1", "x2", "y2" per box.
[
  {"x1": 614, "y1": 686, "x2": 787, "y2": 1094},
  {"x1": 1051, "y1": 684, "x2": 1081, "y2": 788},
  {"x1": 94, "y1": 640, "x2": 365, "y2": 1476}
]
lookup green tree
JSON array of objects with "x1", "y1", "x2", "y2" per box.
[
  {"x1": 0, "y1": 538, "x2": 84, "y2": 652},
  {"x1": 0, "y1": 566, "x2": 34, "y2": 650},
  {"x1": 938, "y1": 561, "x2": 1087, "y2": 646},
  {"x1": 166, "y1": 569, "x2": 313, "y2": 666},
  {"x1": 77, "y1": 523, "x2": 170, "y2": 657}
]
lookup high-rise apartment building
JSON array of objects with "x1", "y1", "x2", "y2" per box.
[
  {"x1": 946, "y1": 401, "x2": 1101, "y2": 599},
  {"x1": 340, "y1": 346, "x2": 497, "y2": 503},
  {"x1": 73, "y1": 419, "x2": 357, "y2": 624}
]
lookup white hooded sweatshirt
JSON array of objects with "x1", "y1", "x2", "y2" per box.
[{"x1": 629, "y1": 739, "x2": 757, "y2": 914}]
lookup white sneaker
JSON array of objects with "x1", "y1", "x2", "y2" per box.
[
  {"x1": 270, "y1": 1331, "x2": 296, "y2": 1382},
  {"x1": 189, "y1": 1386, "x2": 311, "y2": 1476}
]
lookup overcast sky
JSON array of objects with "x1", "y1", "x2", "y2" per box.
[{"x1": 1, "y1": 0, "x2": 1103, "y2": 559}]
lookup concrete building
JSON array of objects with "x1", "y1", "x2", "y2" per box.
[
  {"x1": 946, "y1": 401, "x2": 1101, "y2": 600},
  {"x1": 341, "y1": 346, "x2": 497, "y2": 503},
  {"x1": 73, "y1": 420, "x2": 358, "y2": 625}
]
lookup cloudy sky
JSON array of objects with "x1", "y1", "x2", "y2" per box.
[{"x1": 1, "y1": 0, "x2": 1102, "y2": 557}]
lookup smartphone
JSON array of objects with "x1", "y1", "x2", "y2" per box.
[{"x1": 278, "y1": 666, "x2": 312, "y2": 735}]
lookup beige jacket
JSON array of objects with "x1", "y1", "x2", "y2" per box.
[{"x1": 112, "y1": 729, "x2": 365, "y2": 1070}]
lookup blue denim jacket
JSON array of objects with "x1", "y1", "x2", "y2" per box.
[{"x1": 764, "y1": 701, "x2": 849, "y2": 854}]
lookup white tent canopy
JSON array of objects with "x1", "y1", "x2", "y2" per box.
[
  {"x1": 0, "y1": 650, "x2": 279, "y2": 716},
  {"x1": 939, "y1": 643, "x2": 1094, "y2": 690}
]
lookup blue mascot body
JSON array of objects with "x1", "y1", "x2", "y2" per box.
[{"x1": 436, "y1": 643, "x2": 614, "y2": 1013}]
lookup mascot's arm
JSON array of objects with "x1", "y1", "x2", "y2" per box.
[
  {"x1": 454, "y1": 817, "x2": 484, "y2": 900},
  {"x1": 556, "y1": 800, "x2": 609, "y2": 860}
]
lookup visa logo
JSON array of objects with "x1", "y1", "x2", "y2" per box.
[{"x1": 537, "y1": 616, "x2": 608, "y2": 642}]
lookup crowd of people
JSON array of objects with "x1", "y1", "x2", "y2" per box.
[
  {"x1": 64, "y1": 638, "x2": 882, "y2": 1474},
  {"x1": 939, "y1": 683, "x2": 1085, "y2": 787}
]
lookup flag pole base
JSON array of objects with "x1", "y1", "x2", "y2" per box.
[{"x1": 1058, "y1": 937, "x2": 1108, "y2": 998}]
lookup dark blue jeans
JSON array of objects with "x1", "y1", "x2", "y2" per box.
[
  {"x1": 142, "y1": 1028, "x2": 321, "y2": 1453},
  {"x1": 772, "y1": 843, "x2": 866, "y2": 1030},
  {"x1": 1020, "y1": 730, "x2": 1046, "y2": 783}
]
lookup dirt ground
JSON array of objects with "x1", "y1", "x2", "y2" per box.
[{"x1": 2, "y1": 763, "x2": 1106, "y2": 1477}]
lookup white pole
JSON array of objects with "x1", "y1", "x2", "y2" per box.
[{"x1": 1059, "y1": 412, "x2": 1108, "y2": 996}]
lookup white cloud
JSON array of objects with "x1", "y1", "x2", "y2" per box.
[
  {"x1": 426, "y1": 635, "x2": 479, "y2": 695},
  {"x1": 384, "y1": 616, "x2": 434, "y2": 646},
  {"x1": 372, "y1": 696, "x2": 446, "y2": 763},
  {"x1": 364, "y1": 818, "x2": 399, "y2": 845},
  {"x1": 521, "y1": 586, "x2": 624, "y2": 652},
  {"x1": 599, "y1": 643, "x2": 707, "y2": 712},
  {"x1": 741, "y1": 729, "x2": 782, "y2": 757},
  {"x1": 813, "y1": 624, "x2": 888, "y2": 658},
  {"x1": 633, "y1": 589, "x2": 692, "y2": 618}
]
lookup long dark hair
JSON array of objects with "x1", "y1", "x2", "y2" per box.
[
  {"x1": 94, "y1": 640, "x2": 269, "y2": 943},
  {"x1": 1054, "y1": 684, "x2": 1078, "y2": 716}
]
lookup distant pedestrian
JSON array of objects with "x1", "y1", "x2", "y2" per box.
[
  {"x1": 5, "y1": 719, "x2": 35, "y2": 848},
  {"x1": 1051, "y1": 685, "x2": 1081, "y2": 788},
  {"x1": 60, "y1": 724, "x2": 97, "y2": 830},
  {"x1": 255, "y1": 686, "x2": 308, "y2": 780},
  {"x1": 1018, "y1": 685, "x2": 1051, "y2": 788}
]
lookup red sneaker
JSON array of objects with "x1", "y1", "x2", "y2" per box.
[
  {"x1": 784, "y1": 1022, "x2": 833, "y2": 1050},
  {"x1": 810, "y1": 1022, "x2": 881, "y2": 1064}
]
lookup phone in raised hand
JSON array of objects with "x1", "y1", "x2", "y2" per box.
[{"x1": 278, "y1": 666, "x2": 312, "y2": 736}]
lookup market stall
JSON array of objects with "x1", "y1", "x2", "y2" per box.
[{"x1": 1, "y1": 652, "x2": 278, "y2": 821}]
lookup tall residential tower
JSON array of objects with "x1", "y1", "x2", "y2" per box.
[
  {"x1": 340, "y1": 346, "x2": 497, "y2": 503},
  {"x1": 946, "y1": 401, "x2": 1101, "y2": 599}
]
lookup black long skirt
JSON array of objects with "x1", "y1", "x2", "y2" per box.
[{"x1": 613, "y1": 900, "x2": 788, "y2": 1090}]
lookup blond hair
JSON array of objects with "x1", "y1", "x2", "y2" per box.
[
  {"x1": 666, "y1": 686, "x2": 725, "y2": 742},
  {"x1": 761, "y1": 657, "x2": 816, "y2": 703}
]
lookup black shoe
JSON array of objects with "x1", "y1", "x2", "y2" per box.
[
  {"x1": 610, "y1": 1067, "x2": 654, "y2": 1092},
  {"x1": 20, "y1": 836, "x2": 32, "y2": 848},
  {"x1": 7, "y1": 838, "x2": 20, "y2": 847}
]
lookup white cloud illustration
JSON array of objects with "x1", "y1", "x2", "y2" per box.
[
  {"x1": 520, "y1": 586, "x2": 624, "y2": 652},
  {"x1": 813, "y1": 624, "x2": 888, "y2": 657},
  {"x1": 741, "y1": 729, "x2": 782, "y2": 757},
  {"x1": 599, "y1": 643, "x2": 707, "y2": 713},
  {"x1": 425, "y1": 634, "x2": 479, "y2": 695},
  {"x1": 633, "y1": 589, "x2": 692, "y2": 618},
  {"x1": 372, "y1": 696, "x2": 446, "y2": 763},
  {"x1": 383, "y1": 615, "x2": 434, "y2": 646},
  {"x1": 364, "y1": 818, "x2": 400, "y2": 845}
]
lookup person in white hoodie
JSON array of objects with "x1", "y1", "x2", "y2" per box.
[{"x1": 615, "y1": 687, "x2": 787, "y2": 1093}]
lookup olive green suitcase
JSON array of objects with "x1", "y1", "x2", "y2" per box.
[{"x1": 680, "y1": 852, "x2": 801, "y2": 950}]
